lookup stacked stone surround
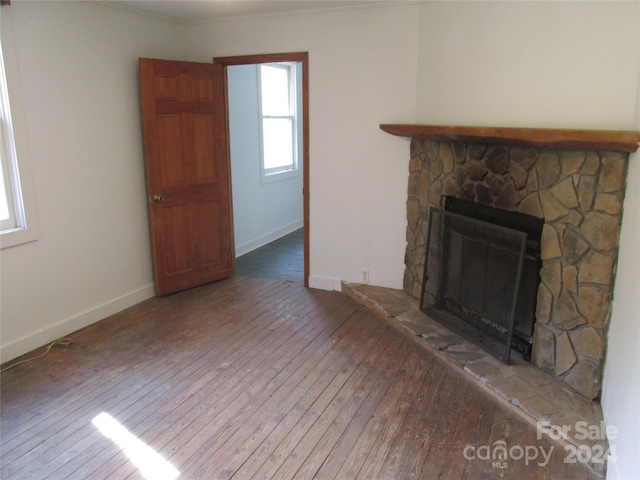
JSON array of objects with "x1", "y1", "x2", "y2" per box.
[{"x1": 403, "y1": 138, "x2": 629, "y2": 400}]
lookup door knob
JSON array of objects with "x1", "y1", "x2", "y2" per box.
[{"x1": 153, "y1": 194, "x2": 165, "y2": 203}]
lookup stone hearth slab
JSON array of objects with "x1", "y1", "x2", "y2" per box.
[{"x1": 342, "y1": 282, "x2": 608, "y2": 477}]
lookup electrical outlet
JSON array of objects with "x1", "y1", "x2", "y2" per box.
[{"x1": 361, "y1": 269, "x2": 370, "y2": 284}]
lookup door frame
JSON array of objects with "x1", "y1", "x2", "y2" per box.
[{"x1": 214, "y1": 52, "x2": 310, "y2": 288}]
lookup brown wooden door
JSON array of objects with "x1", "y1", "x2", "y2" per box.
[{"x1": 139, "y1": 58, "x2": 234, "y2": 296}]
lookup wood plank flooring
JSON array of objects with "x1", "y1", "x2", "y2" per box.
[
  {"x1": 1, "y1": 276, "x2": 598, "y2": 479},
  {"x1": 236, "y1": 229, "x2": 304, "y2": 283}
]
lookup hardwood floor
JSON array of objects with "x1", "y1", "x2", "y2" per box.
[
  {"x1": 1, "y1": 276, "x2": 598, "y2": 479},
  {"x1": 236, "y1": 229, "x2": 304, "y2": 283}
]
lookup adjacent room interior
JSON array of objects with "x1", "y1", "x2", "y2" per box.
[{"x1": 227, "y1": 59, "x2": 306, "y2": 284}]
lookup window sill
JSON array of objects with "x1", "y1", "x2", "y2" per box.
[
  {"x1": 1, "y1": 226, "x2": 39, "y2": 249},
  {"x1": 261, "y1": 168, "x2": 300, "y2": 185}
]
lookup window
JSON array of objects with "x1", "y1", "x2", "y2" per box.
[
  {"x1": 258, "y1": 63, "x2": 298, "y2": 180},
  {"x1": 0, "y1": 38, "x2": 37, "y2": 249},
  {"x1": 0, "y1": 44, "x2": 24, "y2": 233}
]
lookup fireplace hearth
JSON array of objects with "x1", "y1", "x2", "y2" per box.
[
  {"x1": 420, "y1": 197, "x2": 543, "y2": 364},
  {"x1": 383, "y1": 124, "x2": 640, "y2": 399}
]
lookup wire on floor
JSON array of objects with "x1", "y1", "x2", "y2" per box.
[{"x1": 0, "y1": 337, "x2": 74, "y2": 373}]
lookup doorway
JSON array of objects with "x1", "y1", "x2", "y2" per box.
[{"x1": 215, "y1": 53, "x2": 309, "y2": 287}]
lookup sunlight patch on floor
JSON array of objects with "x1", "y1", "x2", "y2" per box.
[{"x1": 92, "y1": 412, "x2": 180, "y2": 480}]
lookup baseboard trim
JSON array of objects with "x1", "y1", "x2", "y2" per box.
[
  {"x1": 235, "y1": 220, "x2": 303, "y2": 258},
  {"x1": 0, "y1": 284, "x2": 155, "y2": 364},
  {"x1": 309, "y1": 275, "x2": 342, "y2": 292}
]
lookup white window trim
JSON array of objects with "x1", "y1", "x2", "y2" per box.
[
  {"x1": 257, "y1": 63, "x2": 300, "y2": 184},
  {"x1": 0, "y1": 32, "x2": 39, "y2": 250},
  {"x1": 1, "y1": 47, "x2": 24, "y2": 231}
]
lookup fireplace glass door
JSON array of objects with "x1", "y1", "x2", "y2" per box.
[{"x1": 420, "y1": 206, "x2": 529, "y2": 363}]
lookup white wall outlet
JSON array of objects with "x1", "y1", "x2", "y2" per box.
[{"x1": 361, "y1": 269, "x2": 370, "y2": 284}]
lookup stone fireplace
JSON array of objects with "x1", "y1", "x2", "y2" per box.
[{"x1": 382, "y1": 124, "x2": 640, "y2": 400}]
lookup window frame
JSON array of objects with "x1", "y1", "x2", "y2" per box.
[
  {"x1": 1, "y1": 48, "x2": 24, "y2": 232},
  {"x1": 0, "y1": 35, "x2": 39, "y2": 249},
  {"x1": 257, "y1": 62, "x2": 300, "y2": 183}
]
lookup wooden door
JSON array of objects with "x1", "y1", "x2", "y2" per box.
[{"x1": 139, "y1": 58, "x2": 234, "y2": 296}]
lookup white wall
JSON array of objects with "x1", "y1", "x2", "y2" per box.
[
  {"x1": 603, "y1": 152, "x2": 640, "y2": 480},
  {"x1": 0, "y1": 1, "x2": 186, "y2": 361},
  {"x1": 228, "y1": 63, "x2": 303, "y2": 256},
  {"x1": 186, "y1": 4, "x2": 421, "y2": 290},
  {"x1": 417, "y1": 1, "x2": 638, "y2": 130},
  {"x1": 416, "y1": 3, "x2": 640, "y2": 479},
  {"x1": 601, "y1": 32, "x2": 640, "y2": 480}
]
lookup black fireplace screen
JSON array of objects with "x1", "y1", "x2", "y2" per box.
[{"x1": 419, "y1": 204, "x2": 533, "y2": 363}]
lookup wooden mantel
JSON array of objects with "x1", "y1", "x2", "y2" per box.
[{"x1": 380, "y1": 124, "x2": 640, "y2": 153}]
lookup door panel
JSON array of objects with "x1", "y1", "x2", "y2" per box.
[
  {"x1": 162, "y1": 203, "x2": 191, "y2": 275},
  {"x1": 191, "y1": 115, "x2": 217, "y2": 181},
  {"x1": 139, "y1": 58, "x2": 235, "y2": 296},
  {"x1": 157, "y1": 115, "x2": 186, "y2": 185},
  {"x1": 193, "y1": 200, "x2": 224, "y2": 266}
]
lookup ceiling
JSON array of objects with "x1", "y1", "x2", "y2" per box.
[{"x1": 106, "y1": 0, "x2": 412, "y2": 23}]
